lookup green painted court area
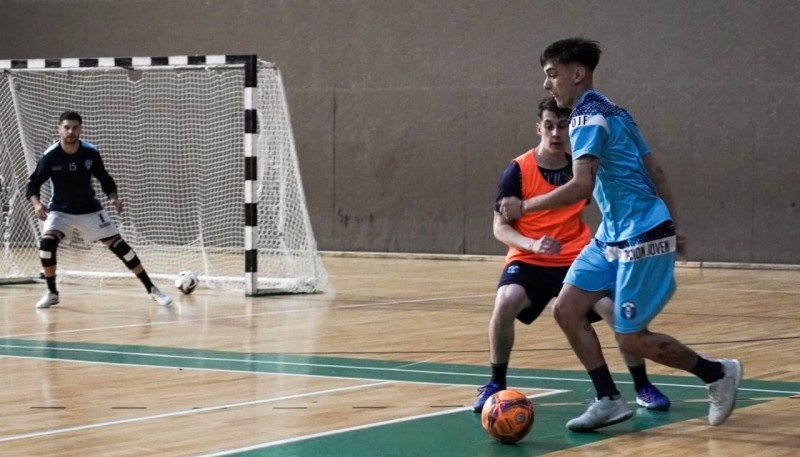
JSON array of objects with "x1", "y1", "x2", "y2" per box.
[{"x1": 3, "y1": 338, "x2": 798, "y2": 457}]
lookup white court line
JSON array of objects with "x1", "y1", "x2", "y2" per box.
[
  {"x1": 3, "y1": 293, "x2": 494, "y2": 339},
  {"x1": 0, "y1": 353, "x2": 568, "y2": 448},
  {"x1": 0, "y1": 344, "x2": 628, "y2": 388},
  {"x1": 0, "y1": 352, "x2": 486, "y2": 390},
  {"x1": 0, "y1": 347, "x2": 515, "y2": 390},
  {"x1": 337, "y1": 293, "x2": 495, "y2": 308},
  {"x1": 395, "y1": 354, "x2": 451, "y2": 368},
  {"x1": 198, "y1": 389, "x2": 567, "y2": 457},
  {"x1": 5, "y1": 344, "x2": 798, "y2": 396},
  {"x1": 3, "y1": 349, "x2": 798, "y2": 450},
  {"x1": 0, "y1": 381, "x2": 391, "y2": 443}
]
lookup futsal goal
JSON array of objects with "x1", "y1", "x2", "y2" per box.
[{"x1": 0, "y1": 55, "x2": 329, "y2": 295}]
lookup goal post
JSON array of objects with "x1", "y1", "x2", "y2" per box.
[{"x1": 0, "y1": 54, "x2": 329, "y2": 295}]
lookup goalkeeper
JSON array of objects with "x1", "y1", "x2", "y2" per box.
[{"x1": 26, "y1": 111, "x2": 172, "y2": 309}]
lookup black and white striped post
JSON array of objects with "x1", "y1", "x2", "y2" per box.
[{"x1": 239, "y1": 55, "x2": 260, "y2": 296}]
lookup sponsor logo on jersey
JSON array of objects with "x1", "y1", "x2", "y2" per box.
[
  {"x1": 569, "y1": 114, "x2": 608, "y2": 132},
  {"x1": 51, "y1": 166, "x2": 62, "y2": 171}
]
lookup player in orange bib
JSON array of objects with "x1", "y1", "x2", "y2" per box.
[{"x1": 473, "y1": 98, "x2": 670, "y2": 413}]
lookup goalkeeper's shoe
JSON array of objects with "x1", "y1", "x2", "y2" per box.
[
  {"x1": 36, "y1": 291, "x2": 60, "y2": 309},
  {"x1": 149, "y1": 286, "x2": 173, "y2": 306}
]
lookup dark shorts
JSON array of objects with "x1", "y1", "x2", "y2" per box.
[{"x1": 498, "y1": 260, "x2": 602, "y2": 325}]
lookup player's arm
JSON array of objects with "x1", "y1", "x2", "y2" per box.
[
  {"x1": 642, "y1": 152, "x2": 686, "y2": 258},
  {"x1": 522, "y1": 156, "x2": 596, "y2": 213},
  {"x1": 92, "y1": 151, "x2": 122, "y2": 213},
  {"x1": 26, "y1": 157, "x2": 51, "y2": 221},
  {"x1": 493, "y1": 211, "x2": 529, "y2": 250},
  {"x1": 29, "y1": 195, "x2": 47, "y2": 221},
  {"x1": 499, "y1": 156, "x2": 597, "y2": 219},
  {"x1": 493, "y1": 161, "x2": 561, "y2": 254},
  {"x1": 106, "y1": 191, "x2": 122, "y2": 213},
  {"x1": 493, "y1": 212, "x2": 561, "y2": 254}
]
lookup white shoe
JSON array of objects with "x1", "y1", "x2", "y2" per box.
[
  {"x1": 707, "y1": 359, "x2": 742, "y2": 426},
  {"x1": 36, "y1": 292, "x2": 60, "y2": 309},
  {"x1": 567, "y1": 395, "x2": 633, "y2": 432},
  {"x1": 148, "y1": 286, "x2": 173, "y2": 306}
]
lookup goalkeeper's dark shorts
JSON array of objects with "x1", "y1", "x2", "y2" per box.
[{"x1": 497, "y1": 260, "x2": 603, "y2": 325}]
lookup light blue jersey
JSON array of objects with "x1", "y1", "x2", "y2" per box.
[
  {"x1": 565, "y1": 90, "x2": 676, "y2": 332},
  {"x1": 569, "y1": 90, "x2": 670, "y2": 242}
]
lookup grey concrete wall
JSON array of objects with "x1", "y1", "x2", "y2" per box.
[{"x1": 1, "y1": 0, "x2": 798, "y2": 263}]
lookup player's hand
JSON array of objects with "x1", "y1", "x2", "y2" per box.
[
  {"x1": 33, "y1": 204, "x2": 48, "y2": 221},
  {"x1": 675, "y1": 232, "x2": 687, "y2": 261},
  {"x1": 109, "y1": 197, "x2": 124, "y2": 214},
  {"x1": 527, "y1": 235, "x2": 561, "y2": 255},
  {"x1": 499, "y1": 196, "x2": 524, "y2": 221}
]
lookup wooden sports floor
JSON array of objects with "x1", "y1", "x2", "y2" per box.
[{"x1": 1, "y1": 255, "x2": 798, "y2": 456}]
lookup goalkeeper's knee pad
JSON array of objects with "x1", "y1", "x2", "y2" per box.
[
  {"x1": 39, "y1": 235, "x2": 59, "y2": 267},
  {"x1": 108, "y1": 236, "x2": 141, "y2": 270}
]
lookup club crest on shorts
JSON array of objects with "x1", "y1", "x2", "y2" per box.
[
  {"x1": 506, "y1": 265, "x2": 519, "y2": 274},
  {"x1": 85, "y1": 160, "x2": 93, "y2": 170},
  {"x1": 622, "y1": 302, "x2": 637, "y2": 320}
]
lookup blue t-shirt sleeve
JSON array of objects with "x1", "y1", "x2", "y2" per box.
[
  {"x1": 570, "y1": 115, "x2": 608, "y2": 160},
  {"x1": 631, "y1": 124, "x2": 650, "y2": 157},
  {"x1": 494, "y1": 161, "x2": 522, "y2": 212}
]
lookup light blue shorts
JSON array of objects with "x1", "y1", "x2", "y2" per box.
[{"x1": 564, "y1": 223, "x2": 677, "y2": 333}]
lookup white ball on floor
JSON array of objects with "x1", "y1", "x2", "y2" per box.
[{"x1": 174, "y1": 270, "x2": 199, "y2": 294}]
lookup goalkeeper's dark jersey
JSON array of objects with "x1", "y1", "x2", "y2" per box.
[{"x1": 26, "y1": 140, "x2": 117, "y2": 215}]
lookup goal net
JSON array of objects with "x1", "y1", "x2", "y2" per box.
[{"x1": 0, "y1": 55, "x2": 329, "y2": 295}]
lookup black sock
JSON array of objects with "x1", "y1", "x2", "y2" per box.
[
  {"x1": 491, "y1": 363, "x2": 508, "y2": 389},
  {"x1": 136, "y1": 271, "x2": 155, "y2": 293},
  {"x1": 690, "y1": 356, "x2": 724, "y2": 384},
  {"x1": 588, "y1": 364, "x2": 620, "y2": 399},
  {"x1": 46, "y1": 276, "x2": 58, "y2": 294},
  {"x1": 628, "y1": 363, "x2": 650, "y2": 391}
]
